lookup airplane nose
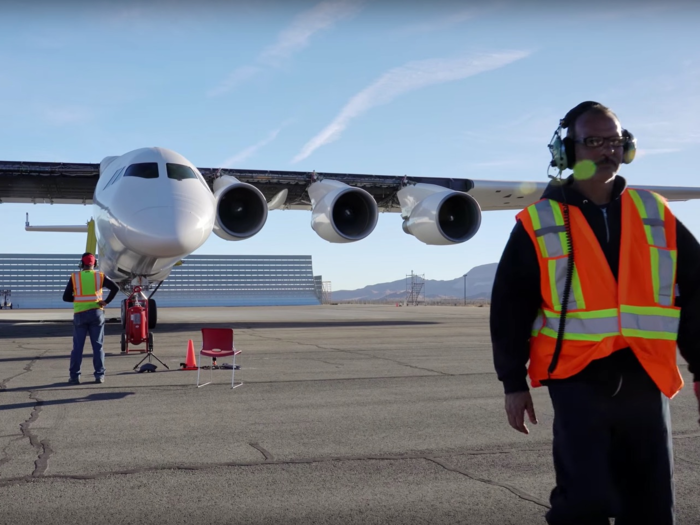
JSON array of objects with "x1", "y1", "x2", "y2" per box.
[{"x1": 125, "y1": 206, "x2": 211, "y2": 257}]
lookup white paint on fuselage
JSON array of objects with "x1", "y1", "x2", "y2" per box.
[{"x1": 93, "y1": 147, "x2": 216, "y2": 284}]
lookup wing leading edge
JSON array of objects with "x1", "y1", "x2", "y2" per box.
[{"x1": 1, "y1": 160, "x2": 700, "y2": 211}]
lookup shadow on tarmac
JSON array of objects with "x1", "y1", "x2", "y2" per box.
[
  {"x1": 0, "y1": 320, "x2": 438, "y2": 339},
  {"x1": 0, "y1": 391, "x2": 134, "y2": 411}
]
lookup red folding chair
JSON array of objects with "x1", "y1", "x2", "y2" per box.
[{"x1": 196, "y1": 328, "x2": 242, "y2": 389}]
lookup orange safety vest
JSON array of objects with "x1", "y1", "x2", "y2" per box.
[
  {"x1": 517, "y1": 188, "x2": 683, "y2": 399},
  {"x1": 71, "y1": 271, "x2": 105, "y2": 313}
]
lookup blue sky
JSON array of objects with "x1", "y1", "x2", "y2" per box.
[{"x1": 1, "y1": 0, "x2": 699, "y2": 290}]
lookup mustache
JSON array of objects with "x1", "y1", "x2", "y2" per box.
[{"x1": 596, "y1": 157, "x2": 618, "y2": 166}]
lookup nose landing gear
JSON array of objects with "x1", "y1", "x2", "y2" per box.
[{"x1": 120, "y1": 286, "x2": 168, "y2": 371}]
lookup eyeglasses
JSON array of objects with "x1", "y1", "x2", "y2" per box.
[{"x1": 575, "y1": 136, "x2": 628, "y2": 148}]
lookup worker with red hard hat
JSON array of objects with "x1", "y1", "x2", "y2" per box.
[{"x1": 62, "y1": 252, "x2": 119, "y2": 384}]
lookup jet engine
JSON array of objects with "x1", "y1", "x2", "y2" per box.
[
  {"x1": 309, "y1": 179, "x2": 378, "y2": 243},
  {"x1": 397, "y1": 183, "x2": 481, "y2": 245},
  {"x1": 212, "y1": 175, "x2": 268, "y2": 241}
]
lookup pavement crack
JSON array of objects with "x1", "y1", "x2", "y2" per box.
[
  {"x1": 246, "y1": 332, "x2": 450, "y2": 376},
  {"x1": 249, "y1": 442, "x2": 274, "y2": 461},
  {"x1": 0, "y1": 449, "x2": 550, "y2": 489},
  {"x1": 19, "y1": 391, "x2": 53, "y2": 477},
  {"x1": 34, "y1": 440, "x2": 53, "y2": 477},
  {"x1": 0, "y1": 352, "x2": 47, "y2": 391},
  {"x1": 426, "y1": 457, "x2": 551, "y2": 509}
]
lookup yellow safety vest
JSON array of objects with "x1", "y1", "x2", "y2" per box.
[{"x1": 71, "y1": 271, "x2": 105, "y2": 313}]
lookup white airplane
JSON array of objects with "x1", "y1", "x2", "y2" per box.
[{"x1": 3, "y1": 146, "x2": 700, "y2": 325}]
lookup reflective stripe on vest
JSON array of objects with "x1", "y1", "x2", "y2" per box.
[
  {"x1": 532, "y1": 308, "x2": 619, "y2": 341},
  {"x1": 532, "y1": 305, "x2": 680, "y2": 342},
  {"x1": 620, "y1": 305, "x2": 680, "y2": 341},
  {"x1": 628, "y1": 189, "x2": 677, "y2": 306},
  {"x1": 528, "y1": 200, "x2": 585, "y2": 312}
]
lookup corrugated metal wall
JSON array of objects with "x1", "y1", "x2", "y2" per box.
[{"x1": 0, "y1": 254, "x2": 322, "y2": 309}]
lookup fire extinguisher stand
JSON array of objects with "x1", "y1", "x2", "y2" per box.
[{"x1": 121, "y1": 286, "x2": 169, "y2": 371}]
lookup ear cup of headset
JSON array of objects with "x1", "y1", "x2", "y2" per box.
[
  {"x1": 548, "y1": 132, "x2": 569, "y2": 171},
  {"x1": 622, "y1": 130, "x2": 636, "y2": 164}
]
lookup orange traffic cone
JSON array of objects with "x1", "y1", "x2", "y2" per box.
[{"x1": 180, "y1": 339, "x2": 198, "y2": 370}]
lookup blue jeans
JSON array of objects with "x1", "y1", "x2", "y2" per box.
[{"x1": 69, "y1": 308, "x2": 105, "y2": 379}]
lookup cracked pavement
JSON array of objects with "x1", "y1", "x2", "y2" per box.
[{"x1": 0, "y1": 305, "x2": 699, "y2": 524}]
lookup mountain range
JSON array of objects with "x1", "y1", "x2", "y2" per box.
[{"x1": 332, "y1": 263, "x2": 497, "y2": 302}]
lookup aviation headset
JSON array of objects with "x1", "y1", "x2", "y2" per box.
[{"x1": 547, "y1": 100, "x2": 637, "y2": 172}]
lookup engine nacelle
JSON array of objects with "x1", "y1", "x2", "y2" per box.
[
  {"x1": 212, "y1": 175, "x2": 268, "y2": 241},
  {"x1": 309, "y1": 179, "x2": 378, "y2": 243},
  {"x1": 398, "y1": 183, "x2": 481, "y2": 245}
]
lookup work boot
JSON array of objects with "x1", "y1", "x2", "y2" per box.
[
  {"x1": 68, "y1": 377, "x2": 80, "y2": 385},
  {"x1": 95, "y1": 377, "x2": 104, "y2": 384}
]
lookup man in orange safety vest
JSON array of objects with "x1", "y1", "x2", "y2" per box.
[{"x1": 491, "y1": 101, "x2": 700, "y2": 524}]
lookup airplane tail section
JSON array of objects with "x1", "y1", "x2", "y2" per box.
[{"x1": 85, "y1": 219, "x2": 97, "y2": 255}]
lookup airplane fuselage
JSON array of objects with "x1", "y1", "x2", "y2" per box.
[{"x1": 93, "y1": 147, "x2": 215, "y2": 286}]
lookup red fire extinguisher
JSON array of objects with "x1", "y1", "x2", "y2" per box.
[{"x1": 129, "y1": 303, "x2": 147, "y2": 344}]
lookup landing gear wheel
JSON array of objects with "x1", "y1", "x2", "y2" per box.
[
  {"x1": 148, "y1": 331, "x2": 154, "y2": 353},
  {"x1": 148, "y1": 299, "x2": 157, "y2": 330},
  {"x1": 120, "y1": 332, "x2": 127, "y2": 353}
]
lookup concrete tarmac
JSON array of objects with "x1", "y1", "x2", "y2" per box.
[{"x1": 0, "y1": 305, "x2": 698, "y2": 524}]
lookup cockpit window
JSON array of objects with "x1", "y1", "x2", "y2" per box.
[
  {"x1": 166, "y1": 163, "x2": 197, "y2": 180},
  {"x1": 124, "y1": 163, "x2": 159, "y2": 179}
]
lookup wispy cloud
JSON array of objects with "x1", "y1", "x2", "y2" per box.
[
  {"x1": 397, "y1": 9, "x2": 475, "y2": 35},
  {"x1": 574, "y1": 1, "x2": 697, "y2": 21},
  {"x1": 460, "y1": 110, "x2": 561, "y2": 146},
  {"x1": 209, "y1": 0, "x2": 364, "y2": 96},
  {"x1": 465, "y1": 159, "x2": 528, "y2": 169},
  {"x1": 220, "y1": 122, "x2": 291, "y2": 167},
  {"x1": 636, "y1": 148, "x2": 683, "y2": 158},
  {"x1": 42, "y1": 106, "x2": 95, "y2": 126},
  {"x1": 608, "y1": 64, "x2": 700, "y2": 146},
  {"x1": 207, "y1": 66, "x2": 263, "y2": 97},
  {"x1": 292, "y1": 51, "x2": 531, "y2": 163},
  {"x1": 260, "y1": 0, "x2": 364, "y2": 66}
]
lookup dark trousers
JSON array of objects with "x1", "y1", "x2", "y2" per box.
[
  {"x1": 69, "y1": 308, "x2": 105, "y2": 379},
  {"x1": 544, "y1": 368, "x2": 675, "y2": 525}
]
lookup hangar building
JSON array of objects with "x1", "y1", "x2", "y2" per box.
[{"x1": 0, "y1": 254, "x2": 322, "y2": 309}]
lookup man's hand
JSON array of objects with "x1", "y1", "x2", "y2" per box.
[
  {"x1": 97, "y1": 300, "x2": 107, "y2": 308},
  {"x1": 694, "y1": 382, "x2": 700, "y2": 426},
  {"x1": 505, "y1": 391, "x2": 538, "y2": 434}
]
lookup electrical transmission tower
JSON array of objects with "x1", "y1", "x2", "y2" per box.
[
  {"x1": 405, "y1": 271, "x2": 425, "y2": 306},
  {"x1": 322, "y1": 281, "x2": 332, "y2": 304}
]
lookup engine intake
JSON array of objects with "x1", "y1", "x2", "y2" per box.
[
  {"x1": 212, "y1": 175, "x2": 268, "y2": 241},
  {"x1": 309, "y1": 179, "x2": 378, "y2": 243},
  {"x1": 398, "y1": 184, "x2": 481, "y2": 245}
]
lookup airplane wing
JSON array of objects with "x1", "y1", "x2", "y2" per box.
[
  {"x1": 2, "y1": 160, "x2": 700, "y2": 211},
  {"x1": 0, "y1": 161, "x2": 99, "y2": 205}
]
